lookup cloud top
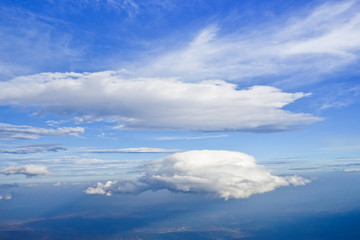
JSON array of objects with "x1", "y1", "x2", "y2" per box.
[
  {"x1": 0, "y1": 72, "x2": 320, "y2": 132},
  {"x1": 0, "y1": 164, "x2": 51, "y2": 177},
  {"x1": 86, "y1": 150, "x2": 310, "y2": 200}
]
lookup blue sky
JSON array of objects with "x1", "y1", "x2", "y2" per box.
[
  {"x1": 0, "y1": 0, "x2": 360, "y2": 199},
  {"x1": 2, "y1": 1, "x2": 360, "y2": 239}
]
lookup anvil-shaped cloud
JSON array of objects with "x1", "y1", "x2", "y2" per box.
[{"x1": 86, "y1": 150, "x2": 310, "y2": 200}]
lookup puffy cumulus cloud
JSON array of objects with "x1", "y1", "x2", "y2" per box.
[
  {"x1": 0, "y1": 164, "x2": 51, "y2": 177},
  {"x1": 0, "y1": 72, "x2": 320, "y2": 132},
  {"x1": 0, "y1": 123, "x2": 84, "y2": 140},
  {"x1": 85, "y1": 180, "x2": 148, "y2": 196},
  {"x1": 85, "y1": 150, "x2": 310, "y2": 200}
]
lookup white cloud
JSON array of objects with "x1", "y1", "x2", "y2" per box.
[
  {"x1": 344, "y1": 168, "x2": 360, "y2": 172},
  {"x1": 53, "y1": 181, "x2": 61, "y2": 186},
  {"x1": 0, "y1": 72, "x2": 320, "y2": 132},
  {"x1": 0, "y1": 164, "x2": 51, "y2": 177},
  {"x1": 85, "y1": 180, "x2": 150, "y2": 196},
  {"x1": 0, "y1": 194, "x2": 12, "y2": 200},
  {"x1": 82, "y1": 147, "x2": 179, "y2": 153},
  {"x1": 133, "y1": 1, "x2": 360, "y2": 85},
  {"x1": 85, "y1": 150, "x2": 310, "y2": 200},
  {"x1": 0, "y1": 122, "x2": 84, "y2": 140}
]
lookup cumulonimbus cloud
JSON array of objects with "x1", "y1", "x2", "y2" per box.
[
  {"x1": 0, "y1": 122, "x2": 84, "y2": 140},
  {"x1": 0, "y1": 164, "x2": 51, "y2": 177},
  {"x1": 0, "y1": 72, "x2": 320, "y2": 132},
  {"x1": 85, "y1": 150, "x2": 310, "y2": 200}
]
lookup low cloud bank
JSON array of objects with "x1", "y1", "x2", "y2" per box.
[{"x1": 85, "y1": 150, "x2": 310, "y2": 200}]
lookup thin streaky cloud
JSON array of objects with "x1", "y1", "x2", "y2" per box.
[
  {"x1": 81, "y1": 147, "x2": 180, "y2": 153},
  {"x1": 133, "y1": 1, "x2": 360, "y2": 86},
  {"x1": 154, "y1": 134, "x2": 228, "y2": 140},
  {"x1": 344, "y1": 168, "x2": 360, "y2": 172},
  {"x1": 0, "y1": 144, "x2": 66, "y2": 154},
  {"x1": 0, "y1": 122, "x2": 84, "y2": 140}
]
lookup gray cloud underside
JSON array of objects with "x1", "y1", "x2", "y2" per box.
[
  {"x1": 0, "y1": 123, "x2": 84, "y2": 140},
  {"x1": 85, "y1": 150, "x2": 310, "y2": 200},
  {"x1": 0, "y1": 164, "x2": 51, "y2": 177},
  {"x1": 0, "y1": 72, "x2": 320, "y2": 132}
]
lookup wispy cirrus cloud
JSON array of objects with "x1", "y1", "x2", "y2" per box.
[
  {"x1": 0, "y1": 6, "x2": 82, "y2": 80},
  {"x1": 0, "y1": 72, "x2": 320, "y2": 132},
  {"x1": 0, "y1": 123, "x2": 84, "y2": 140},
  {"x1": 0, "y1": 164, "x2": 51, "y2": 177},
  {"x1": 86, "y1": 150, "x2": 310, "y2": 200},
  {"x1": 133, "y1": 1, "x2": 360, "y2": 86}
]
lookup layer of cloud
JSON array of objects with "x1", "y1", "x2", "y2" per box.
[
  {"x1": 85, "y1": 150, "x2": 310, "y2": 200},
  {"x1": 0, "y1": 164, "x2": 51, "y2": 177},
  {"x1": 0, "y1": 123, "x2": 84, "y2": 140},
  {"x1": 81, "y1": 147, "x2": 179, "y2": 153},
  {"x1": 0, "y1": 72, "x2": 320, "y2": 132},
  {"x1": 0, "y1": 144, "x2": 66, "y2": 154},
  {"x1": 135, "y1": 1, "x2": 360, "y2": 85}
]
